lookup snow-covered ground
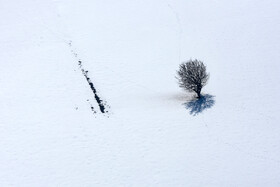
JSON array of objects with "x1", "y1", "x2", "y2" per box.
[{"x1": 1, "y1": 0, "x2": 280, "y2": 186}]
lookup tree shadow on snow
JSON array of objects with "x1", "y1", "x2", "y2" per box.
[{"x1": 183, "y1": 94, "x2": 215, "y2": 116}]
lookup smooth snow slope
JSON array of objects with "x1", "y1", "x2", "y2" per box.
[{"x1": 1, "y1": 0, "x2": 280, "y2": 186}]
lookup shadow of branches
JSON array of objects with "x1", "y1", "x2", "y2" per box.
[{"x1": 184, "y1": 94, "x2": 215, "y2": 116}]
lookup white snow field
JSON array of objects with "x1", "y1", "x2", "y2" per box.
[{"x1": 1, "y1": 0, "x2": 280, "y2": 186}]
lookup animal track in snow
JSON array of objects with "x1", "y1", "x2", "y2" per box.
[{"x1": 68, "y1": 41, "x2": 110, "y2": 114}]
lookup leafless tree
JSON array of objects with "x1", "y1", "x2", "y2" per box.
[{"x1": 176, "y1": 59, "x2": 209, "y2": 98}]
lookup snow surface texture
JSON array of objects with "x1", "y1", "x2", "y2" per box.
[{"x1": 1, "y1": 0, "x2": 280, "y2": 186}]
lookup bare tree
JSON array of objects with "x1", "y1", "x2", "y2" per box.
[{"x1": 176, "y1": 59, "x2": 209, "y2": 98}]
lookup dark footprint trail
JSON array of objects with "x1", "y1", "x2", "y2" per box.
[
  {"x1": 69, "y1": 41, "x2": 109, "y2": 114},
  {"x1": 79, "y1": 61, "x2": 107, "y2": 113}
]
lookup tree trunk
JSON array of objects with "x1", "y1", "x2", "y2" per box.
[
  {"x1": 196, "y1": 85, "x2": 202, "y2": 98},
  {"x1": 197, "y1": 91, "x2": 201, "y2": 98}
]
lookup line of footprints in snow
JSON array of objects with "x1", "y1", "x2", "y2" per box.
[{"x1": 68, "y1": 41, "x2": 110, "y2": 116}]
